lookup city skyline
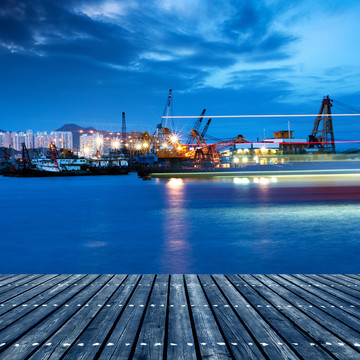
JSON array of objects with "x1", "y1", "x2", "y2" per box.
[{"x1": 0, "y1": 0, "x2": 359, "y2": 141}]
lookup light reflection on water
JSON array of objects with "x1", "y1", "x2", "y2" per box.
[
  {"x1": 0, "y1": 174, "x2": 359, "y2": 274},
  {"x1": 161, "y1": 178, "x2": 193, "y2": 273}
]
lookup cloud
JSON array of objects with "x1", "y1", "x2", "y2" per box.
[
  {"x1": 75, "y1": 0, "x2": 131, "y2": 20},
  {"x1": 0, "y1": 0, "x2": 358, "y2": 105}
]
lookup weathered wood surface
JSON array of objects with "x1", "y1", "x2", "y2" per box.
[{"x1": 0, "y1": 274, "x2": 359, "y2": 359}]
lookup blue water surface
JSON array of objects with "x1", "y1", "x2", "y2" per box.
[{"x1": 0, "y1": 174, "x2": 359, "y2": 273}]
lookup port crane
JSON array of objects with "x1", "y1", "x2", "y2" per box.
[
  {"x1": 308, "y1": 95, "x2": 335, "y2": 153},
  {"x1": 20, "y1": 143, "x2": 32, "y2": 169},
  {"x1": 121, "y1": 112, "x2": 127, "y2": 151},
  {"x1": 49, "y1": 143, "x2": 60, "y2": 166},
  {"x1": 201, "y1": 118, "x2": 212, "y2": 139},
  {"x1": 155, "y1": 89, "x2": 173, "y2": 135},
  {"x1": 186, "y1": 109, "x2": 206, "y2": 145}
]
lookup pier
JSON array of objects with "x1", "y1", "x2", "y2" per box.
[{"x1": 0, "y1": 274, "x2": 359, "y2": 359}]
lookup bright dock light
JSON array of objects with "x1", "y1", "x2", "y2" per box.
[{"x1": 111, "y1": 139, "x2": 120, "y2": 150}]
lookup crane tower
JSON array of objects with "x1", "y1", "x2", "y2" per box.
[
  {"x1": 309, "y1": 95, "x2": 335, "y2": 153},
  {"x1": 122, "y1": 112, "x2": 126, "y2": 151}
]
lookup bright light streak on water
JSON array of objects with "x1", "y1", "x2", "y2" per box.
[{"x1": 0, "y1": 174, "x2": 359, "y2": 274}]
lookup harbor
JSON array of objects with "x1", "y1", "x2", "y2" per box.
[
  {"x1": 2, "y1": 95, "x2": 360, "y2": 179},
  {"x1": 1, "y1": 1, "x2": 360, "y2": 358},
  {"x1": 0, "y1": 274, "x2": 359, "y2": 359}
]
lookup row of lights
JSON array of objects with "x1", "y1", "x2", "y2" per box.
[
  {"x1": 237, "y1": 148, "x2": 277, "y2": 154},
  {"x1": 233, "y1": 177, "x2": 278, "y2": 184}
]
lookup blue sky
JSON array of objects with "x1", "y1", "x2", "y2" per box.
[{"x1": 0, "y1": 0, "x2": 360, "y2": 141}]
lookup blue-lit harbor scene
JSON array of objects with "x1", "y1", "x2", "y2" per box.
[{"x1": 1, "y1": 1, "x2": 360, "y2": 358}]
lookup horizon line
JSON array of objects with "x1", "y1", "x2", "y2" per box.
[{"x1": 162, "y1": 114, "x2": 360, "y2": 118}]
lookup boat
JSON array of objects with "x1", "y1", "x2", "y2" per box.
[
  {"x1": 3, "y1": 143, "x2": 130, "y2": 177},
  {"x1": 137, "y1": 160, "x2": 360, "y2": 179},
  {"x1": 87, "y1": 152, "x2": 129, "y2": 175},
  {"x1": 3, "y1": 145, "x2": 90, "y2": 177}
]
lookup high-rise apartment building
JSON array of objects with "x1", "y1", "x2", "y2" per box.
[
  {"x1": 25, "y1": 129, "x2": 34, "y2": 149},
  {"x1": 0, "y1": 132, "x2": 11, "y2": 148},
  {"x1": 10, "y1": 132, "x2": 27, "y2": 151},
  {"x1": 34, "y1": 131, "x2": 50, "y2": 149},
  {"x1": 53, "y1": 131, "x2": 73, "y2": 150}
]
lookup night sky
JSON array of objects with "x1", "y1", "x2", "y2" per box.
[{"x1": 0, "y1": 0, "x2": 360, "y2": 141}]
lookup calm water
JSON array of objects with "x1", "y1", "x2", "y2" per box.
[{"x1": 0, "y1": 174, "x2": 360, "y2": 274}]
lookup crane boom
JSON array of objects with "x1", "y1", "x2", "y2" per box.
[
  {"x1": 186, "y1": 109, "x2": 206, "y2": 144},
  {"x1": 201, "y1": 118, "x2": 211, "y2": 138},
  {"x1": 156, "y1": 89, "x2": 172, "y2": 133}
]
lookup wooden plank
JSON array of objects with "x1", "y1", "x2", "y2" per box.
[
  {"x1": 225, "y1": 275, "x2": 333, "y2": 360},
  {"x1": 251, "y1": 275, "x2": 360, "y2": 359},
  {"x1": 0, "y1": 275, "x2": 43, "y2": 296},
  {"x1": 0, "y1": 275, "x2": 111, "y2": 360},
  {"x1": 261, "y1": 275, "x2": 360, "y2": 341},
  {"x1": 185, "y1": 274, "x2": 232, "y2": 359},
  {"x1": 0, "y1": 275, "x2": 30, "y2": 288},
  {"x1": 298, "y1": 275, "x2": 360, "y2": 306},
  {"x1": 199, "y1": 275, "x2": 265, "y2": 359},
  {"x1": 216, "y1": 275, "x2": 299, "y2": 360},
  {"x1": 0, "y1": 274, "x2": 100, "y2": 355},
  {"x1": 0, "y1": 274, "x2": 357, "y2": 360},
  {"x1": 0, "y1": 275, "x2": 82, "y2": 328},
  {"x1": 0, "y1": 275, "x2": 16, "y2": 280},
  {"x1": 0, "y1": 275, "x2": 21, "y2": 284},
  {"x1": 276, "y1": 274, "x2": 360, "y2": 321},
  {"x1": 0, "y1": 275, "x2": 59, "y2": 304},
  {"x1": 29, "y1": 274, "x2": 127, "y2": 360},
  {"x1": 320, "y1": 274, "x2": 360, "y2": 291},
  {"x1": 344, "y1": 274, "x2": 360, "y2": 282},
  {"x1": 166, "y1": 274, "x2": 197, "y2": 360},
  {"x1": 132, "y1": 274, "x2": 169, "y2": 359},
  {"x1": 70, "y1": 274, "x2": 152, "y2": 360}
]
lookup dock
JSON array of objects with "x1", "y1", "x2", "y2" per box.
[{"x1": 0, "y1": 274, "x2": 359, "y2": 359}]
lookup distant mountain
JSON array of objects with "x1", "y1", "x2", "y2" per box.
[
  {"x1": 56, "y1": 124, "x2": 114, "y2": 150},
  {"x1": 56, "y1": 124, "x2": 97, "y2": 150},
  {"x1": 56, "y1": 124, "x2": 97, "y2": 132}
]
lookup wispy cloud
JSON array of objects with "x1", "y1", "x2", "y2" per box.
[{"x1": 0, "y1": 0, "x2": 358, "y2": 122}]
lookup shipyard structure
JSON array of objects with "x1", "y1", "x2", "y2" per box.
[{"x1": 1, "y1": 93, "x2": 359, "y2": 178}]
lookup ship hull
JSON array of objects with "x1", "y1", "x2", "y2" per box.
[{"x1": 3, "y1": 169, "x2": 91, "y2": 177}]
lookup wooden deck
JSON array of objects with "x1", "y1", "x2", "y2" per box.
[{"x1": 0, "y1": 274, "x2": 359, "y2": 359}]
